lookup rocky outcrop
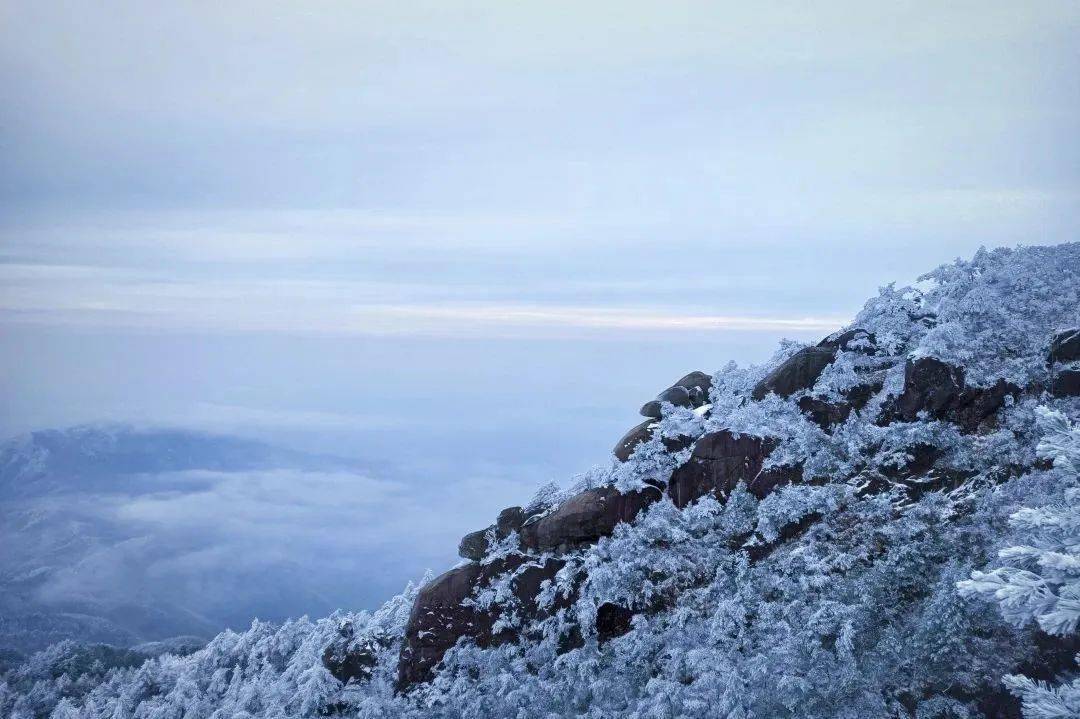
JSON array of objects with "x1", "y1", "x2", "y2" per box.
[
  {"x1": 496, "y1": 506, "x2": 526, "y2": 536},
  {"x1": 618, "y1": 370, "x2": 716, "y2": 456},
  {"x1": 674, "y1": 370, "x2": 713, "y2": 394},
  {"x1": 638, "y1": 371, "x2": 713, "y2": 419},
  {"x1": 819, "y1": 328, "x2": 876, "y2": 352},
  {"x1": 397, "y1": 563, "x2": 494, "y2": 688},
  {"x1": 400, "y1": 323, "x2": 1065, "y2": 690},
  {"x1": 613, "y1": 420, "x2": 656, "y2": 461},
  {"x1": 656, "y1": 385, "x2": 693, "y2": 408},
  {"x1": 322, "y1": 621, "x2": 387, "y2": 685},
  {"x1": 1053, "y1": 369, "x2": 1080, "y2": 397},
  {"x1": 752, "y1": 346, "x2": 837, "y2": 400},
  {"x1": 521, "y1": 485, "x2": 662, "y2": 553},
  {"x1": 667, "y1": 431, "x2": 799, "y2": 508},
  {"x1": 797, "y1": 396, "x2": 853, "y2": 429},
  {"x1": 458, "y1": 528, "x2": 493, "y2": 561},
  {"x1": 596, "y1": 603, "x2": 634, "y2": 644},
  {"x1": 892, "y1": 357, "x2": 1017, "y2": 432},
  {"x1": 639, "y1": 400, "x2": 663, "y2": 419},
  {"x1": 1049, "y1": 328, "x2": 1080, "y2": 364},
  {"x1": 613, "y1": 420, "x2": 694, "y2": 462}
]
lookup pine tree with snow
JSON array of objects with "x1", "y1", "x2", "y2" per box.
[{"x1": 959, "y1": 407, "x2": 1080, "y2": 718}]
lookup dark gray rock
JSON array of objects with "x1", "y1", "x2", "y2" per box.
[
  {"x1": 656, "y1": 385, "x2": 693, "y2": 408},
  {"x1": 1050, "y1": 329, "x2": 1080, "y2": 364},
  {"x1": 596, "y1": 603, "x2": 635, "y2": 644},
  {"x1": 458, "y1": 527, "x2": 493, "y2": 561},
  {"x1": 797, "y1": 396, "x2": 852, "y2": 429},
  {"x1": 687, "y1": 386, "x2": 705, "y2": 407},
  {"x1": 667, "y1": 430, "x2": 799, "y2": 508},
  {"x1": 496, "y1": 506, "x2": 526, "y2": 537},
  {"x1": 521, "y1": 485, "x2": 662, "y2": 553},
  {"x1": 614, "y1": 418, "x2": 695, "y2": 462},
  {"x1": 511, "y1": 557, "x2": 573, "y2": 613},
  {"x1": 397, "y1": 563, "x2": 491, "y2": 689},
  {"x1": 844, "y1": 381, "x2": 883, "y2": 410},
  {"x1": 639, "y1": 400, "x2": 663, "y2": 419},
  {"x1": 1053, "y1": 369, "x2": 1080, "y2": 397},
  {"x1": 322, "y1": 621, "x2": 385, "y2": 685},
  {"x1": 895, "y1": 357, "x2": 963, "y2": 420},
  {"x1": 613, "y1": 420, "x2": 656, "y2": 461},
  {"x1": 674, "y1": 371, "x2": 713, "y2": 394},
  {"x1": 752, "y1": 346, "x2": 837, "y2": 400},
  {"x1": 818, "y1": 328, "x2": 876, "y2": 352},
  {"x1": 892, "y1": 357, "x2": 1017, "y2": 432}
]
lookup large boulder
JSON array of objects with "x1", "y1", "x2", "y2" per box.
[
  {"x1": 639, "y1": 400, "x2": 663, "y2": 419},
  {"x1": 818, "y1": 328, "x2": 876, "y2": 352},
  {"x1": 1049, "y1": 329, "x2": 1080, "y2": 364},
  {"x1": 322, "y1": 621, "x2": 387, "y2": 685},
  {"x1": 613, "y1": 421, "x2": 693, "y2": 462},
  {"x1": 458, "y1": 527, "x2": 493, "y2": 561},
  {"x1": 752, "y1": 346, "x2": 837, "y2": 400},
  {"x1": 613, "y1": 420, "x2": 655, "y2": 461},
  {"x1": 521, "y1": 485, "x2": 662, "y2": 553},
  {"x1": 893, "y1": 357, "x2": 1016, "y2": 432},
  {"x1": 797, "y1": 396, "x2": 853, "y2": 429},
  {"x1": 496, "y1": 506, "x2": 526, "y2": 537},
  {"x1": 511, "y1": 557, "x2": 573, "y2": 613},
  {"x1": 656, "y1": 385, "x2": 693, "y2": 408},
  {"x1": 674, "y1": 371, "x2": 712, "y2": 394},
  {"x1": 667, "y1": 431, "x2": 798, "y2": 508},
  {"x1": 397, "y1": 563, "x2": 493, "y2": 689},
  {"x1": 1053, "y1": 369, "x2": 1080, "y2": 397}
]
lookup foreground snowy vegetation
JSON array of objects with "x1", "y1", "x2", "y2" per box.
[{"x1": 3, "y1": 243, "x2": 1079, "y2": 718}]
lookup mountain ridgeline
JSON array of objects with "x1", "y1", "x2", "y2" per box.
[{"x1": 4, "y1": 243, "x2": 1080, "y2": 719}]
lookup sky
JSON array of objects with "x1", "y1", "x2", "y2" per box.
[{"x1": 1, "y1": 1, "x2": 1079, "y2": 622}]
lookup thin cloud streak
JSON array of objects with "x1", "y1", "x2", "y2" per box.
[
  {"x1": 365, "y1": 305, "x2": 845, "y2": 333},
  {"x1": 0, "y1": 302, "x2": 845, "y2": 337}
]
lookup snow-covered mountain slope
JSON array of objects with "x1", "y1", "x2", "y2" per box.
[{"x1": 4, "y1": 243, "x2": 1080, "y2": 719}]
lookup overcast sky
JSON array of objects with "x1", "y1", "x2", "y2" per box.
[
  {"x1": 1, "y1": 1, "x2": 1077, "y2": 340},
  {"x1": 1, "y1": 3, "x2": 1078, "y2": 613}
]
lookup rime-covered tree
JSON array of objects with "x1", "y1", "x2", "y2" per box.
[{"x1": 960, "y1": 407, "x2": 1080, "y2": 719}]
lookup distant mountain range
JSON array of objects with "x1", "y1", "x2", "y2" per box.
[{"x1": 0, "y1": 426, "x2": 371, "y2": 668}]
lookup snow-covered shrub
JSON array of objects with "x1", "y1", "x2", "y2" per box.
[{"x1": 960, "y1": 408, "x2": 1080, "y2": 718}]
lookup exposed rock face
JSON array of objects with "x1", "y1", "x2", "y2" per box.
[
  {"x1": 458, "y1": 528, "x2": 493, "y2": 561},
  {"x1": 397, "y1": 563, "x2": 493, "y2": 688},
  {"x1": 639, "y1": 400, "x2": 663, "y2": 419},
  {"x1": 511, "y1": 557, "x2": 571, "y2": 614},
  {"x1": 893, "y1": 357, "x2": 1016, "y2": 432},
  {"x1": 1053, "y1": 369, "x2": 1080, "y2": 397},
  {"x1": 397, "y1": 555, "x2": 579, "y2": 690},
  {"x1": 613, "y1": 420, "x2": 655, "y2": 461},
  {"x1": 752, "y1": 346, "x2": 837, "y2": 400},
  {"x1": 1049, "y1": 328, "x2": 1080, "y2": 364},
  {"x1": 667, "y1": 431, "x2": 797, "y2": 508},
  {"x1": 522, "y1": 485, "x2": 662, "y2": 553},
  {"x1": 322, "y1": 621, "x2": 385, "y2": 685},
  {"x1": 797, "y1": 396, "x2": 853, "y2": 429},
  {"x1": 596, "y1": 603, "x2": 634, "y2": 644},
  {"x1": 656, "y1": 385, "x2": 693, "y2": 408},
  {"x1": 819, "y1": 328, "x2": 876, "y2": 352},
  {"x1": 613, "y1": 421, "x2": 693, "y2": 462},
  {"x1": 496, "y1": 506, "x2": 526, "y2": 537},
  {"x1": 673, "y1": 370, "x2": 713, "y2": 394}
]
